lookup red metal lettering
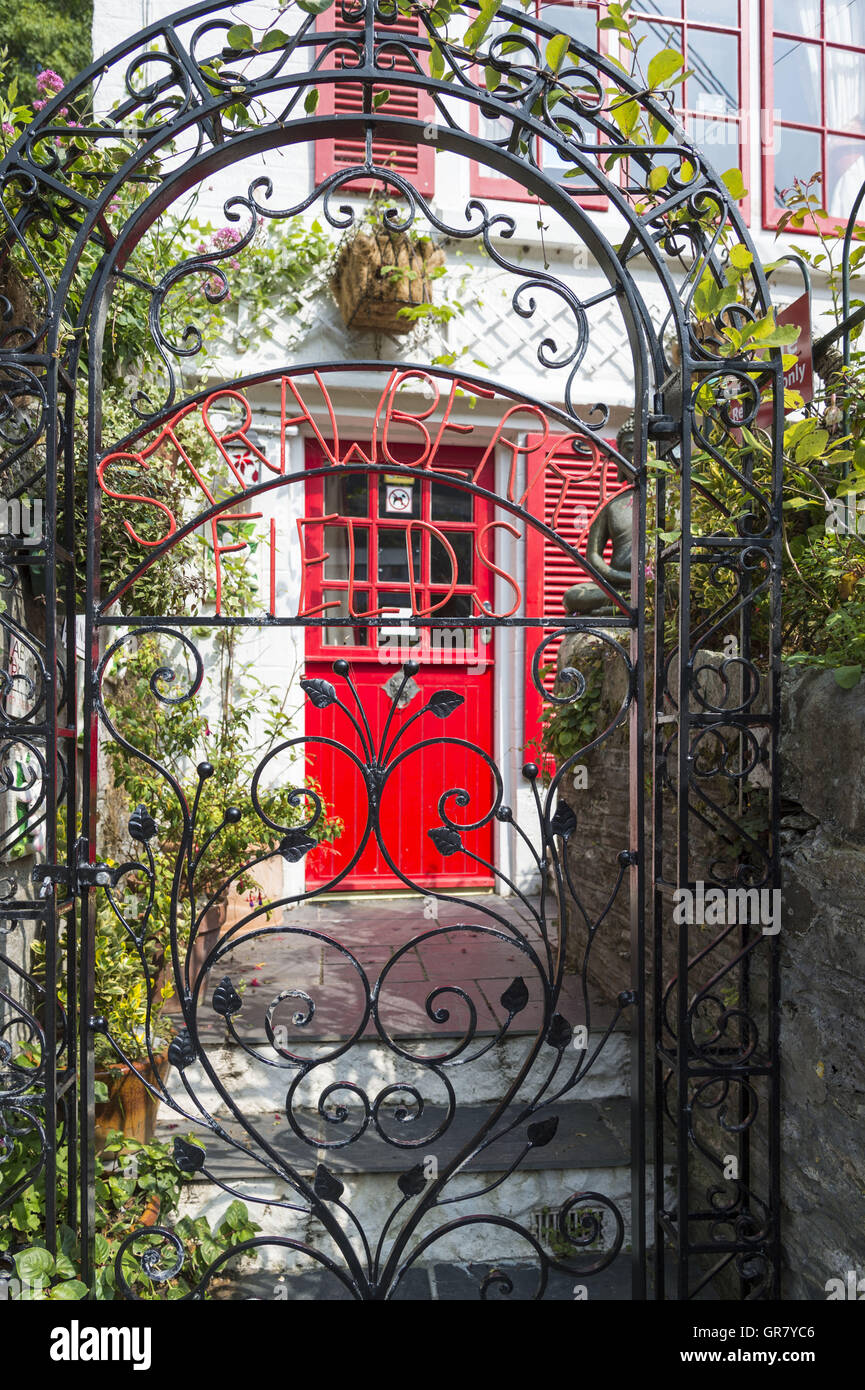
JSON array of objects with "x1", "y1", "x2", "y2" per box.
[{"x1": 473, "y1": 520, "x2": 522, "y2": 618}]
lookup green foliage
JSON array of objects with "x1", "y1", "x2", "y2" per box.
[
  {"x1": 0, "y1": 1, "x2": 91, "y2": 108},
  {"x1": 535, "y1": 647, "x2": 607, "y2": 770},
  {"x1": 1, "y1": 1129, "x2": 260, "y2": 1300}
]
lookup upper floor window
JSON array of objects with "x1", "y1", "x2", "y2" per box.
[
  {"x1": 631, "y1": 2, "x2": 749, "y2": 210},
  {"x1": 470, "y1": 1, "x2": 609, "y2": 206},
  {"x1": 762, "y1": 0, "x2": 865, "y2": 227}
]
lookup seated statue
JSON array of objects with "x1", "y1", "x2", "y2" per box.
[{"x1": 563, "y1": 418, "x2": 634, "y2": 617}]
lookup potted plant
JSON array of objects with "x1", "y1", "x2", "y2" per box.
[{"x1": 330, "y1": 201, "x2": 446, "y2": 335}]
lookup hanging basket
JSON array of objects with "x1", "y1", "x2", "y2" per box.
[{"x1": 331, "y1": 227, "x2": 445, "y2": 335}]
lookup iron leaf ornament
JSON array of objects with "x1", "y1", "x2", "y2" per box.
[
  {"x1": 128, "y1": 805, "x2": 157, "y2": 843},
  {"x1": 426, "y1": 690, "x2": 464, "y2": 719},
  {"x1": 173, "y1": 1137, "x2": 206, "y2": 1174},
  {"x1": 428, "y1": 825, "x2": 462, "y2": 856},
  {"x1": 212, "y1": 976, "x2": 242, "y2": 1017},
  {"x1": 300, "y1": 678, "x2": 337, "y2": 708},
  {"x1": 500, "y1": 976, "x2": 530, "y2": 1016}
]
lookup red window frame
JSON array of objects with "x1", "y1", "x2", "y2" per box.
[
  {"x1": 761, "y1": 0, "x2": 865, "y2": 233},
  {"x1": 469, "y1": 1, "x2": 610, "y2": 208},
  {"x1": 302, "y1": 441, "x2": 495, "y2": 666},
  {"x1": 629, "y1": 1, "x2": 751, "y2": 224},
  {"x1": 314, "y1": 10, "x2": 435, "y2": 196}
]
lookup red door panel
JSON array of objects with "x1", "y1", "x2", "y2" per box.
[{"x1": 303, "y1": 442, "x2": 496, "y2": 891}]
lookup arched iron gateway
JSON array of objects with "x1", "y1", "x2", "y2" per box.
[{"x1": 0, "y1": 1, "x2": 783, "y2": 1300}]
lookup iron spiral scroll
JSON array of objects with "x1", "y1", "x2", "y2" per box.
[{"x1": 92, "y1": 630, "x2": 637, "y2": 1301}]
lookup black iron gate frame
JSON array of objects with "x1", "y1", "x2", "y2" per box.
[{"x1": 0, "y1": 0, "x2": 785, "y2": 1301}]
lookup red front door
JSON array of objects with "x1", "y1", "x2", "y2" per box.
[{"x1": 302, "y1": 443, "x2": 496, "y2": 891}]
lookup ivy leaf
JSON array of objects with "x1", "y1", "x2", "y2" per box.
[
  {"x1": 464, "y1": 0, "x2": 500, "y2": 52},
  {"x1": 226, "y1": 24, "x2": 253, "y2": 50},
  {"x1": 50, "y1": 1280, "x2": 88, "y2": 1301},
  {"x1": 794, "y1": 429, "x2": 829, "y2": 464},
  {"x1": 833, "y1": 665, "x2": 862, "y2": 689},
  {"x1": 212, "y1": 975, "x2": 242, "y2": 1017},
  {"x1": 729, "y1": 244, "x2": 753, "y2": 270},
  {"x1": 527, "y1": 1115, "x2": 559, "y2": 1148},
  {"x1": 722, "y1": 168, "x2": 747, "y2": 201},
  {"x1": 173, "y1": 1137, "x2": 206, "y2": 1174},
  {"x1": 168, "y1": 1029, "x2": 196, "y2": 1070},
  {"x1": 397, "y1": 1163, "x2": 427, "y2": 1198},
  {"x1": 429, "y1": 825, "x2": 462, "y2": 856},
  {"x1": 128, "y1": 805, "x2": 157, "y2": 843},
  {"x1": 647, "y1": 48, "x2": 684, "y2": 89},
  {"x1": 314, "y1": 1163, "x2": 345, "y2": 1202},
  {"x1": 426, "y1": 689, "x2": 464, "y2": 719},
  {"x1": 545, "y1": 33, "x2": 570, "y2": 74},
  {"x1": 372, "y1": 89, "x2": 391, "y2": 110},
  {"x1": 550, "y1": 802, "x2": 577, "y2": 838},
  {"x1": 297, "y1": 0, "x2": 334, "y2": 13},
  {"x1": 429, "y1": 40, "x2": 445, "y2": 81},
  {"x1": 260, "y1": 29, "x2": 291, "y2": 51},
  {"x1": 300, "y1": 678, "x2": 337, "y2": 708},
  {"x1": 500, "y1": 976, "x2": 529, "y2": 1015},
  {"x1": 648, "y1": 166, "x2": 668, "y2": 192},
  {"x1": 546, "y1": 1013, "x2": 573, "y2": 1050},
  {"x1": 304, "y1": 88, "x2": 320, "y2": 114},
  {"x1": 279, "y1": 828, "x2": 318, "y2": 862},
  {"x1": 613, "y1": 98, "x2": 639, "y2": 139},
  {"x1": 14, "y1": 1247, "x2": 54, "y2": 1284}
]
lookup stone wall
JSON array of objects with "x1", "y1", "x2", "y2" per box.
[
  {"x1": 776, "y1": 669, "x2": 865, "y2": 1298},
  {"x1": 555, "y1": 641, "x2": 865, "y2": 1299}
]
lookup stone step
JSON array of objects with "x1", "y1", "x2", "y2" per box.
[{"x1": 159, "y1": 1096, "x2": 633, "y2": 1182}]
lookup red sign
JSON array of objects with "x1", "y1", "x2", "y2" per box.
[{"x1": 727, "y1": 292, "x2": 813, "y2": 430}]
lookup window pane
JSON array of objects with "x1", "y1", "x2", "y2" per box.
[
  {"x1": 775, "y1": 0, "x2": 822, "y2": 36},
  {"x1": 377, "y1": 527, "x2": 422, "y2": 582},
  {"x1": 322, "y1": 591, "x2": 370, "y2": 647},
  {"x1": 639, "y1": 21, "x2": 686, "y2": 112},
  {"x1": 826, "y1": 46, "x2": 865, "y2": 130},
  {"x1": 686, "y1": 0, "x2": 738, "y2": 23},
  {"x1": 689, "y1": 113, "x2": 740, "y2": 162},
  {"x1": 826, "y1": 0, "x2": 865, "y2": 46},
  {"x1": 324, "y1": 472, "x2": 368, "y2": 517},
  {"x1": 633, "y1": 3, "x2": 683, "y2": 17},
  {"x1": 431, "y1": 476, "x2": 473, "y2": 522},
  {"x1": 772, "y1": 38, "x2": 822, "y2": 127},
  {"x1": 688, "y1": 30, "x2": 739, "y2": 112},
  {"x1": 431, "y1": 531, "x2": 473, "y2": 586},
  {"x1": 772, "y1": 126, "x2": 822, "y2": 203},
  {"x1": 826, "y1": 134, "x2": 865, "y2": 217},
  {"x1": 430, "y1": 593, "x2": 473, "y2": 619},
  {"x1": 323, "y1": 524, "x2": 368, "y2": 581},
  {"x1": 538, "y1": 2, "x2": 599, "y2": 48}
]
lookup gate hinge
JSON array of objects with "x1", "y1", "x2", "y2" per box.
[{"x1": 76, "y1": 860, "x2": 115, "y2": 890}]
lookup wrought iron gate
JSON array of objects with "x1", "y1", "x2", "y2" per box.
[{"x1": 0, "y1": 0, "x2": 783, "y2": 1300}]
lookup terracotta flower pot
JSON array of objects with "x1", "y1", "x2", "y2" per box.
[{"x1": 94, "y1": 1052, "x2": 168, "y2": 1149}]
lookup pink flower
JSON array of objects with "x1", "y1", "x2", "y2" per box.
[
  {"x1": 32, "y1": 99, "x2": 46, "y2": 112},
  {"x1": 1, "y1": 122, "x2": 14, "y2": 137},
  {"x1": 36, "y1": 69, "x2": 64, "y2": 95},
  {"x1": 212, "y1": 225, "x2": 241, "y2": 251}
]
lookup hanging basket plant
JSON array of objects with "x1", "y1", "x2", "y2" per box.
[{"x1": 330, "y1": 225, "x2": 446, "y2": 335}]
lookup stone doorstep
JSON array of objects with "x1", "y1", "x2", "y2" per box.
[
  {"x1": 225, "y1": 1257, "x2": 636, "y2": 1301},
  {"x1": 159, "y1": 1096, "x2": 634, "y2": 1182}
]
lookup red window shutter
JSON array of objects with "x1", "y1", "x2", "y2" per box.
[
  {"x1": 314, "y1": 13, "x2": 435, "y2": 195},
  {"x1": 523, "y1": 434, "x2": 626, "y2": 757}
]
